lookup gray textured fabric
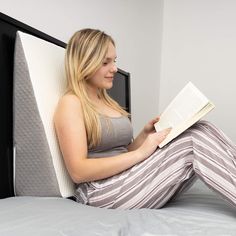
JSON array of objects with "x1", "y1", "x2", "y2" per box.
[
  {"x1": 88, "y1": 115, "x2": 133, "y2": 158},
  {"x1": 13, "y1": 33, "x2": 61, "y2": 196},
  {"x1": 0, "y1": 180, "x2": 236, "y2": 236}
]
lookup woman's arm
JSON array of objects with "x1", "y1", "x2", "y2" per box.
[{"x1": 54, "y1": 95, "x2": 170, "y2": 184}]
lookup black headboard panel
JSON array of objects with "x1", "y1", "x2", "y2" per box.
[{"x1": 0, "y1": 12, "x2": 130, "y2": 198}]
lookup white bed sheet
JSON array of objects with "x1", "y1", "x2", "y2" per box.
[{"x1": 0, "y1": 180, "x2": 235, "y2": 236}]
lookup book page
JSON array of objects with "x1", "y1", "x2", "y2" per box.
[
  {"x1": 155, "y1": 82, "x2": 210, "y2": 132},
  {"x1": 158, "y1": 101, "x2": 215, "y2": 148}
]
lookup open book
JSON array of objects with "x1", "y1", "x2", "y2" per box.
[{"x1": 155, "y1": 82, "x2": 215, "y2": 148}]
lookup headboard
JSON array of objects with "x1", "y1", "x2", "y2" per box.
[{"x1": 0, "y1": 12, "x2": 131, "y2": 199}]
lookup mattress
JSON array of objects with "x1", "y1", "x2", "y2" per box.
[{"x1": 0, "y1": 180, "x2": 235, "y2": 236}]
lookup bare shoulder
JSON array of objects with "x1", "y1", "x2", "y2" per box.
[
  {"x1": 54, "y1": 94, "x2": 83, "y2": 124},
  {"x1": 58, "y1": 93, "x2": 81, "y2": 109}
]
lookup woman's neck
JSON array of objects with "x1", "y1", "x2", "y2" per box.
[{"x1": 86, "y1": 84, "x2": 101, "y2": 102}]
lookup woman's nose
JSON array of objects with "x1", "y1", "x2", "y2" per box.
[{"x1": 111, "y1": 63, "x2": 118, "y2": 73}]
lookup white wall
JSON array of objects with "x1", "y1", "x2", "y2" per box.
[
  {"x1": 4, "y1": 0, "x2": 234, "y2": 142},
  {"x1": 0, "y1": 0, "x2": 163, "y2": 136},
  {"x1": 160, "y1": 0, "x2": 236, "y2": 141}
]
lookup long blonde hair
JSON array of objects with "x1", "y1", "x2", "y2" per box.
[{"x1": 65, "y1": 28, "x2": 129, "y2": 148}]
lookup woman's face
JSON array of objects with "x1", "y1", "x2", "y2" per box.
[{"x1": 87, "y1": 42, "x2": 117, "y2": 91}]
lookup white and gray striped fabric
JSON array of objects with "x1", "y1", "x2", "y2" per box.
[{"x1": 75, "y1": 119, "x2": 236, "y2": 209}]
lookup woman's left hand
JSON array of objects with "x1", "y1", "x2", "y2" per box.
[
  {"x1": 127, "y1": 115, "x2": 161, "y2": 152},
  {"x1": 143, "y1": 116, "x2": 160, "y2": 135}
]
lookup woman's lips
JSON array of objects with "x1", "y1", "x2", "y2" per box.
[{"x1": 105, "y1": 76, "x2": 114, "y2": 81}]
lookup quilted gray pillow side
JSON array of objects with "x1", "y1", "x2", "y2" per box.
[{"x1": 13, "y1": 33, "x2": 61, "y2": 197}]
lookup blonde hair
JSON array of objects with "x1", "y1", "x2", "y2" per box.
[{"x1": 65, "y1": 28, "x2": 129, "y2": 148}]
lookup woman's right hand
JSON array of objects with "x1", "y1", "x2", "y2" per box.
[{"x1": 137, "y1": 128, "x2": 172, "y2": 159}]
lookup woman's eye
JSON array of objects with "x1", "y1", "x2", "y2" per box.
[{"x1": 103, "y1": 59, "x2": 116, "y2": 66}]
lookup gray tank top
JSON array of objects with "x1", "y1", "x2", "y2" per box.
[{"x1": 88, "y1": 115, "x2": 133, "y2": 158}]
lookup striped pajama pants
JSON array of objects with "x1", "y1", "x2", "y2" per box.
[{"x1": 74, "y1": 120, "x2": 236, "y2": 209}]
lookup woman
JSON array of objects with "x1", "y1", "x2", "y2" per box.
[{"x1": 54, "y1": 28, "x2": 236, "y2": 209}]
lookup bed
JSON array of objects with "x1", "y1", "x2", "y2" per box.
[{"x1": 0, "y1": 12, "x2": 235, "y2": 236}]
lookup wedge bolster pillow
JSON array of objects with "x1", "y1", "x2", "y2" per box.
[{"x1": 13, "y1": 31, "x2": 75, "y2": 197}]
